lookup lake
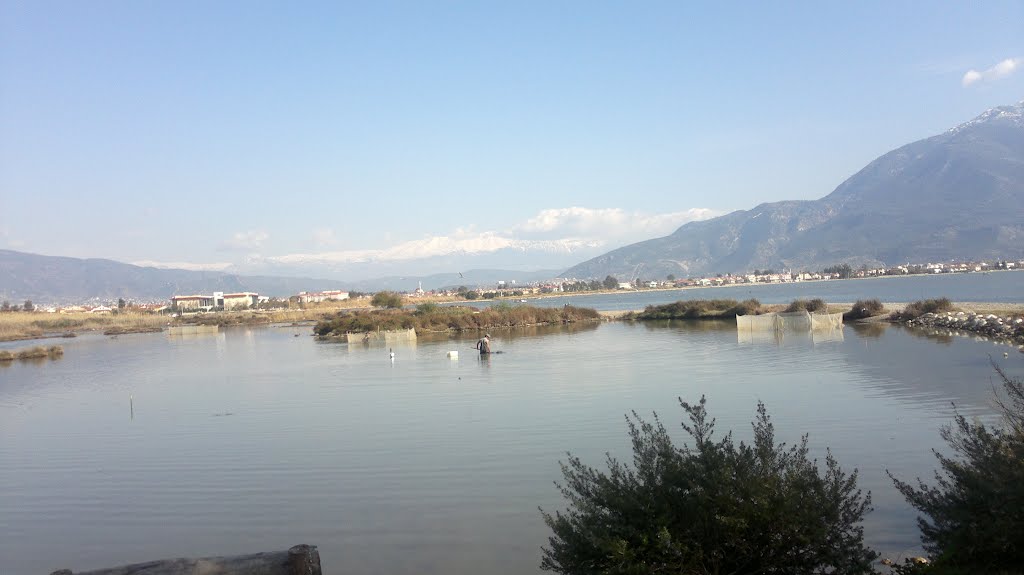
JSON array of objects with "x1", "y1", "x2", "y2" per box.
[
  {"x1": 1, "y1": 281, "x2": 1023, "y2": 574},
  {"x1": 465, "y1": 270, "x2": 1024, "y2": 311}
]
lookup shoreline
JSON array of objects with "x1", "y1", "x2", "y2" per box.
[{"x1": 3, "y1": 300, "x2": 1022, "y2": 345}]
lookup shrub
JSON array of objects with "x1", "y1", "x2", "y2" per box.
[
  {"x1": 785, "y1": 298, "x2": 828, "y2": 313},
  {"x1": 371, "y1": 291, "x2": 404, "y2": 309},
  {"x1": 633, "y1": 298, "x2": 762, "y2": 320},
  {"x1": 845, "y1": 299, "x2": 886, "y2": 321},
  {"x1": 891, "y1": 298, "x2": 954, "y2": 321},
  {"x1": 15, "y1": 346, "x2": 48, "y2": 359},
  {"x1": 541, "y1": 397, "x2": 877, "y2": 574},
  {"x1": 415, "y1": 303, "x2": 438, "y2": 315},
  {"x1": 888, "y1": 365, "x2": 1024, "y2": 573},
  {"x1": 312, "y1": 305, "x2": 601, "y2": 337}
]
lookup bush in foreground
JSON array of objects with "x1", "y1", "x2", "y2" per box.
[
  {"x1": 845, "y1": 299, "x2": 886, "y2": 321},
  {"x1": 541, "y1": 397, "x2": 877, "y2": 574},
  {"x1": 888, "y1": 365, "x2": 1024, "y2": 574}
]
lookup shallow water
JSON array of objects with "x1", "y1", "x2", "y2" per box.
[{"x1": 1, "y1": 320, "x2": 1022, "y2": 574}]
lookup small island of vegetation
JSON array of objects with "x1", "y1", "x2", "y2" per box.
[{"x1": 313, "y1": 303, "x2": 601, "y2": 339}]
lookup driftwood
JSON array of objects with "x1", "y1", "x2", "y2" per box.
[{"x1": 50, "y1": 544, "x2": 320, "y2": 575}]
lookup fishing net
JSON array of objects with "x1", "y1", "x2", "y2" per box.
[{"x1": 737, "y1": 310, "x2": 844, "y2": 344}]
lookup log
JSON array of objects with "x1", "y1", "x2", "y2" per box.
[{"x1": 50, "y1": 544, "x2": 321, "y2": 575}]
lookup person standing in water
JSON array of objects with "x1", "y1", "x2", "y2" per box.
[{"x1": 475, "y1": 333, "x2": 491, "y2": 355}]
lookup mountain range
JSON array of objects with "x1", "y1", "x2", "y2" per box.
[
  {"x1": 564, "y1": 100, "x2": 1024, "y2": 279},
  {"x1": 3, "y1": 100, "x2": 1023, "y2": 301},
  {"x1": 0, "y1": 249, "x2": 558, "y2": 303}
]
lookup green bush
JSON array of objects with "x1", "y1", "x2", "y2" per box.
[
  {"x1": 891, "y1": 298, "x2": 954, "y2": 321},
  {"x1": 541, "y1": 397, "x2": 877, "y2": 574},
  {"x1": 415, "y1": 303, "x2": 438, "y2": 315},
  {"x1": 633, "y1": 298, "x2": 761, "y2": 320},
  {"x1": 784, "y1": 298, "x2": 828, "y2": 313},
  {"x1": 888, "y1": 365, "x2": 1024, "y2": 573},
  {"x1": 845, "y1": 299, "x2": 886, "y2": 321},
  {"x1": 313, "y1": 305, "x2": 600, "y2": 337},
  {"x1": 371, "y1": 291, "x2": 404, "y2": 309}
]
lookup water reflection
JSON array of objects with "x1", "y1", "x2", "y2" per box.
[
  {"x1": 848, "y1": 322, "x2": 888, "y2": 339},
  {"x1": 2, "y1": 321, "x2": 1022, "y2": 575}
]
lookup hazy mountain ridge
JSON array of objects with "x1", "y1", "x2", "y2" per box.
[
  {"x1": 564, "y1": 101, "x2": 1024, "y2": 279},
  {"x1": 0, "y1": 250, "x2": 356, "y2": 303},
  {"x1": 0, "y1": 250, "x2": 561, "y2": 303}
]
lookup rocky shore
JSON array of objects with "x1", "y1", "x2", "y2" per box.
[{"x1": 902, "y1": 310, "x2": 1024, "y2": 350}]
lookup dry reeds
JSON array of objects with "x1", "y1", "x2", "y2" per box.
[
  {"x1": 0, "y1": 311, "x2": 168, "y2": 342},
  {"x1": 0, "y1": 345, "x2": 63, "y2": 362},
  {"x1": 890, "y1": 298, "x2": 955, "y2": 321}
]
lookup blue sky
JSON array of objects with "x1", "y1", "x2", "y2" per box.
[{"x1": 1, "y1": 1, "x2": 1022, "y2": 279}]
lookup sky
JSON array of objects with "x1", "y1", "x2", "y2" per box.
[{"x1": 2, "y1": 1, "x2": 1023, "y2": 280}]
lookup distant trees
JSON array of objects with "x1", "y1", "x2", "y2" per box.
[
  {"x1": 1, "y1": 301, "x2": 10, "y2": 312},
  {"x1": 889, "y1": 365, "x2": 1024, "y2": 573},
  {"x1": 541, "y1": 397, "x2": 877, "y2": 574},
  {"x1": 602, "y1": 275, "x2": 619, "y2": 289},
  {"x1": 666, "y1": 274, "x2": 676, "y2": 281},
  {"x1": 823, "y1": 263, "x2": 854, "y2": 279},
  {"x1": 22, "y1": 300, "x2": 34, "y2": 312},
  {"x1": 370, "y1": 291, "x2": 403, "y2": 309},
  {"x1": 117, "y1": 298, "x2": 126, "y2": 310}
]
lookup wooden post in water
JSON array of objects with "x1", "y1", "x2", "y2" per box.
[{"x1": 49, "y1": 544, "x2": 322, "y2": 575}]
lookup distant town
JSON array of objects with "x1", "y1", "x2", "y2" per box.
[{"x1": 2, "y1": 258, "x2": 1020, "y2": 314}]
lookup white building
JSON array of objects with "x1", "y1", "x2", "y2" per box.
[
  {"x1": 171, "y1": 295, "x2": 214, "y2": 310},
  {"x1": 223, "y1": 292, "x2": 259, "y2": 309},
  {"x1": 297, "y1": 290, "x2": 350, "y2": 303}
]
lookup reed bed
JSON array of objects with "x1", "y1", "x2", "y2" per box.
[{"x1": 0, "y1": 311, "x2": 169, "y2": 341}]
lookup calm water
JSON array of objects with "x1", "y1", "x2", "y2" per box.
[
  {"x1": 470, "y1": 270, "x2": 1024, "y2": 311},
  {"x1": 1, "y1": 308, "x2": 1022, "y2": 573}
]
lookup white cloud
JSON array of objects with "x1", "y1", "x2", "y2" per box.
[
  {"x1": 266, "y1": 206, "x2": 717, "y2": 266},
  {"x1": 962, "y1": 57, "x2": 1021, "y2": 86},
  {"x1": 515, "y1": 206, "x2": 719, "y2": 241},
  {"x1": 221, "y1": 230, "x2": 269, "y2": 250},
  {"x1": 132, "y1": 260, "x2": 234, "y2": 272}
]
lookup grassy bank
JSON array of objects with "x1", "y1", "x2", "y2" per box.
[
  {"x1": 0, "y1": 312, "x2": 170, "y2": 342},
  {"x1": 183, "y1": 308, "x2": 339, "y2": 327},
  {"x1": 0, "y1": 308, "x2": 352, "y2": 341},
  {"x1": 313, "y1": 304, "x2": 601, "y2": 338}
]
